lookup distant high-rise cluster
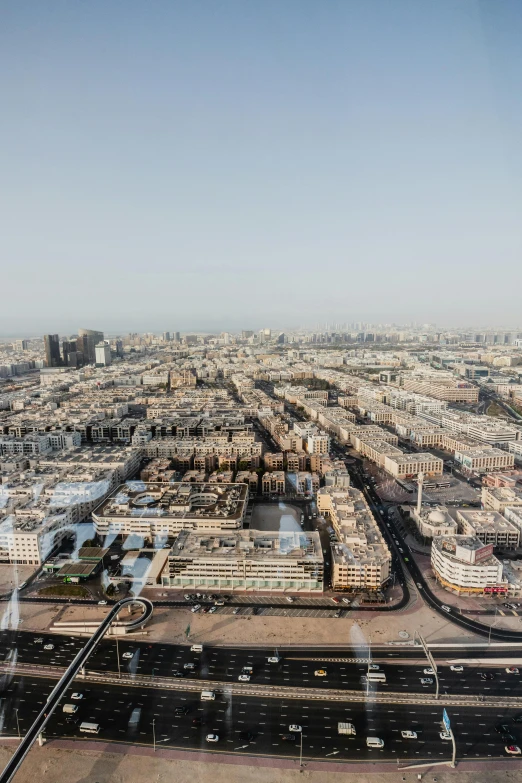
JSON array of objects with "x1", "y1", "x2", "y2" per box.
[{"x1": 43, "y1": 327, "x2": 105, "y2": 368}]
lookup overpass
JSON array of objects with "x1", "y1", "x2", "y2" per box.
[{"x1": 0, "y1": 597, "x2": 153, "y2": 783}]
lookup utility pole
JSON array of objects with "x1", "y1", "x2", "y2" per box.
[
  {"x1": 15, "y1": 710, "x2": 20, "y2": 740},
  {"x1": 153, "y1": 718, "x2": 156, "y2": 753},
  {"x1": 116, "y1": 636, "x2": 121, "y2": 679},
  {"x1": 414, "y1": 630, "x2": 439, "y2": 699},
  {"x1": 299, "y1": 730, "x2": 303, "y2": 768}
]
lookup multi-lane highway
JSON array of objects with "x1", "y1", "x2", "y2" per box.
[
  {"x1": 2, "y1": 675, "x2": 522, "y2": 763},
  {"x1": 3, "y1": 632, "x2": 522, "y2": 698}
]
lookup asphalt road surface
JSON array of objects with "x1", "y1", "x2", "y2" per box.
[
  {"x1": 2, "y1": 675, "x2": 522, "y2": 763},
  {"x1": 3, "y1": 632, "x2": 522, "y2": 697}
]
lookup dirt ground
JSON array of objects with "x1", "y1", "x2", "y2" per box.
[
  {"x1": 3, "y1": 594, "x2": 485, "y2": 647},
  {"x1": 0, "y1": 744, "x2": 520, "y2": 783}
]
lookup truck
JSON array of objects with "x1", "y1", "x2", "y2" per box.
[{"x1": 338, "y1": 722, "x2": 356, "y2": 736}]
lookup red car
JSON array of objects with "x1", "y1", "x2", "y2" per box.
[{"x1": 331, "y1": 597, "x2": 340, "y2": 604}]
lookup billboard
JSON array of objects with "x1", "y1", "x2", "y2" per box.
[{"x1": 473, "y1": 543, "x2": 494, "y2": 563}]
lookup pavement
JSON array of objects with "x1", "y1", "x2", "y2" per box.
[
  {"x1": 5, "y1": 631, "x2": 522, "y2": 699},
  {"x1": 2, "y1": 674, "x2": 522, "y2": 768}
]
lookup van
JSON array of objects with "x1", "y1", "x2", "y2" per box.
[
  {"x1": 62, "y1": 704, "x2": 78, "y2": 714},
  {"x1": 367, "y1": 672, "x2": 386, "y2": 683},
  {"x1": 190, "y1": 644, "x2": 203, "y2": 653},
  {"x1": 18, "y1": 581, "x2": 28, "y2": 589},
  {"x1": 200, "y1": 690, "x2": 216, "y2": 701},
  {"x1": 366, "y1": 737, "x2": 384, "y2": 748},
  {"x1": 80, "y1": 722, "x2": 100, "y2": 734}
]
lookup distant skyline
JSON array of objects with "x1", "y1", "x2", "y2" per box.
[{"x1": 1, "y1": 0, "x2": 521, "y2": 333}]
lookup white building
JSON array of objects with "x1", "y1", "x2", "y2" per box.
[
  {"x1": 456, "y1": 509, "x2": 520, "y2": 550},
  {"x1": 93, "y1": 481, "x2": 249, "y2": 541},
  {"x1": 162, "y1": 528, "x2": 323, "y2": 592},
  {"x1": 95, "y1": 341, "x2": 112, "y2": 367},
  {"x1": 431, "y1": 535, "x2": 505, "y2": 595}
]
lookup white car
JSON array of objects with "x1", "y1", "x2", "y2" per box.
[
  {"x1": 238, "y1": 674, "x2": 250, "y2": 682},
  {"x1": 184, "y1": 663, "x2": 195, "y2": 670},
  {"x1": 191, "y1": 604, "x2": 201, "y2": 613},
  {"x1": 122, "y1": 652, "x2": 134, "y2": 659},
  {"x1": 342, "y1": 598, "x2": 351, "y2": 604},
  {"x1": 71, "y1": 693, "x2": 83, "y2": 700},
  {"x1": 506, "y1": 667, "x2": 520, "y2": 674},
  {"x1": 450, "y1": 665, "x2": 463, "y2": 672},
  {"x1": 505, "y1": 745, "x2": 521, "y2": 755},
  {"x1": 420, "y1": 678, "x2": 433, "y2": 685},
  {"x1": 440, "y1": 731, "x2": 452, "y2": 741},
  {"x1": 289, "y1": 724, "x2": 302, "y2": 733},
  {"x1": 401, "y1": 730, "x2": 417, "y2": 739},
  {"x1": 441, "y1": 605, "x2": 451, "y2": 613},
  {"x1": 267, "y1": 656, "x2": 280, "y2": 664},
  {"x1": 98, "y1": 600, "x2": 107, "y2": 606},
  {"x1": 314, "y1": 669, "x2": 327, "y2": 677},
  {"x1": 44, "y1": 644, "x2": 54, "y2": 651},
  {"x1": 206, "y1": 733, "x2": 219, "y2": 743},
  {"x1": 368, "y1": 664, "x2": 380, "y2": 671},
  {"x1": 423, "y1": 667, "x2": 434, "y2": 675},
  {"x1": 286, "y1": 596, "x2": 294, "y2": 603}
]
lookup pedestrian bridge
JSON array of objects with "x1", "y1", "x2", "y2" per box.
[{"x1": 0, "y1": 597, "x2": 153, "y2": 783}]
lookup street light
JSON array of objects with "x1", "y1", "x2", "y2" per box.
[
  {"x1": 299, "y1": 731, "x2": 303, "y2": 768},
  {"x1": 488, "y1": 606, "x2": 498, "y2": 646},
  {"x1": 15, "y1": 709, "x2": 21, "y2": 740},
  {"x1": 153, "y1": 718, "x2": 156, "y2": 753}
]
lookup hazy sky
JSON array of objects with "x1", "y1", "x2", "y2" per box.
[{"x1": 1, "y1": 0, "x2": 521, "y2": 335}]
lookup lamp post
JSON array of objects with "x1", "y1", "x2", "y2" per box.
[
  {"x1": 299, "y1": 730, "x2": 303, "y2": 768},
  {"x1": 153, "y1": 718, "x2": 156, "y2": 753},
  {"x1": 15, "y1": 710, "x2": 21, "y2": 740}
]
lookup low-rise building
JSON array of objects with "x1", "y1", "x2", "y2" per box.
[
  {"x1": 456, "y1": 509, "x2": 520, "y2": 550},
  {"x1": 431, "y1": 535, "x2": 505, "y2": 594},
  {"x1": 162, "y1": 528, "x2": 324, "y2": 592},
  {"x1": 92, "y1": 481, "x2": 248, "y2": 541},
  {"x1": 317, "y1": 486, "x2": 391, "y2": 591},
  {"x1": 454, "y1": 447, "x2": 515, "y2": 474},
  {"x1": 411, "y1": 506, "x2": 458, "y2": 539},
  {"x1": 481, "y1": 486, "x2": 522, "y2": 514},
  {"x1": 383, "y1": 452, "x2": 443, "y2": 479},
  {"x1": 261, "y1": 471, "x2": 286, "y2": 495}
]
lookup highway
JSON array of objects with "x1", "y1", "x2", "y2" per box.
[
  {"x1": 4, "y1": 631, "x2": 522, "y2": 698},
  {"x1": 2, "y1": 675, "x2": 522, "y2": 763}
]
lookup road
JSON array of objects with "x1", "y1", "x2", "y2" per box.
[
  {"x1": 2, "y1": 675, "x2": 522, "y2": 763},
  {"x1": 4, "y1": 631, "x2": 522, "y2": 698}
]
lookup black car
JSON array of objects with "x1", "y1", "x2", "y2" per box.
[
  {"x1": 192, "y1": 717, "x2": 204, "y2": 726},
  {"x1": 512, "y1": 714, "x2": 522, "y2": 723},
  {"x1": 239, "y1": 731, "x2": 255, "y2": 742},
  {"x1": 281, "y1": 734, "x2": 297, "y2": 742},
  {"x1": 480, "y1": 672, "x2": 495, "y2": 680},
  {"x1": 173, "y1": 671, "x2": 185, "y2": 678},
  {"x1": 495, "y1": 724, "x2": 511, "y2": 734},
  {"x1": 175, "y1": 705, "x2": 189, "y2": 715},
  {"x1": 251, "y1": 607, "x2": 259, "y2": 615}
]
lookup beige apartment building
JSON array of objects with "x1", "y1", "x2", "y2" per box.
[
  {"x1": 262, "y1": 471, "x2": 286, "y2": 495},
  {"x1": 317, "y1": 486, "x2": 391, "y2": 591},
  {"x1": 383, "y1": 452, "x2": 444, "y2": 479},
  {"x1": 403, "y1": 379, "x2": 479, "y2": 403},
  {"x1": 481, "y1": 486, "x2": 522, "y2": 514},
  {"x1": 454, "y1": 448, "x2": 515, "y2": 474},
  {"x1": 456, "y1": 509, "x2": 520, "y2": 550}
]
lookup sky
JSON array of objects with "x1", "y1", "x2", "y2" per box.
[{"x1": 0, "y1": 0, "x2": 521, "y2": 336}]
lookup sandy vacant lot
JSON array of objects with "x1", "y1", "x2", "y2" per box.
[
  {"x1": 0, "y1": 744, "x2": 520, "y2": 783},
  {"x1": 3, "y1": 594, "x2": 484, "y2": 648}
]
